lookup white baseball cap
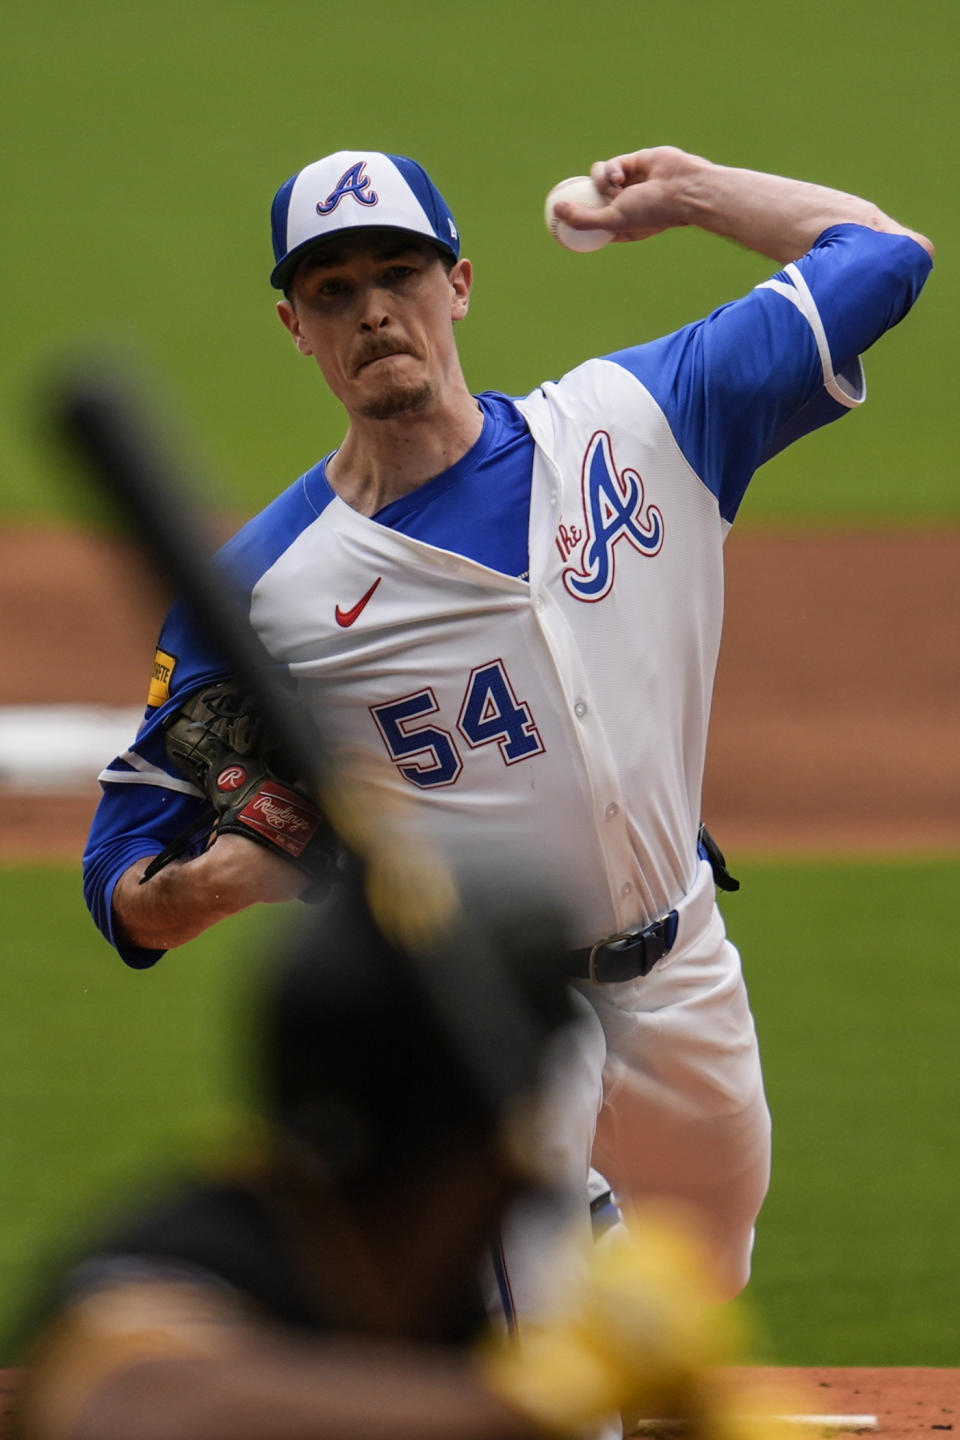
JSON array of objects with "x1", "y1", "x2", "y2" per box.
[{"x1": 270, "y1": 150, "x2": 461, "y2": 290}]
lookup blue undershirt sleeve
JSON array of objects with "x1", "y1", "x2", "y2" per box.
[
  {"x1": 82, "y1": 599, "x2": 230, "y2": 968},
  {"x1": 83, "y1": 477, "x2": 326, "y2": 968}
]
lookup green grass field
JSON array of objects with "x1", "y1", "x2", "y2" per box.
[
  {"x1": 2, "y1": 0, "x2": 957, "y2": 525},
  {"x1": 732, "y1": 859, "x2": 960, "y2": 1364},
  {"x1": 1, "y1": 859, "x2": 957, "y2": 1363},
  {"x1": 2, "y1": 0, "x2": 957, "y2": 1375}
]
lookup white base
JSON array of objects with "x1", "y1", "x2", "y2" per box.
[{"x1": 631, "y1": 1418, "x2": 879, "y2": 1436}]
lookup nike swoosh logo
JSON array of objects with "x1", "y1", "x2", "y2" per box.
[{"x1": 335, "y1": 576, "x2": 382, "y2": 628}]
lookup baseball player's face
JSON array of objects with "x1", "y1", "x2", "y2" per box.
[{"x1": 277, "y1": 233, "x2": 472, "y2": 422}]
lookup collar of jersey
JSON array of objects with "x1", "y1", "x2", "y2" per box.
[{"x1": 317, "y1": 394, "x2": 500, "y2": 529}]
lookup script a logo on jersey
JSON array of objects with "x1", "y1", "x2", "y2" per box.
[
  {"x1": 316, "y1": 162, "x2": 379, "y2": 216},
  {"x1": 559, "y1": 431, "x2": 663, "y2": 602}
]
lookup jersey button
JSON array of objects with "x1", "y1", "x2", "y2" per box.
[
  {"x1": 574, "y1": 700, "x2": 588, "y2": 719},
  {"x1": 605, "y1": 802, "x2": 620, "y2": 820}
]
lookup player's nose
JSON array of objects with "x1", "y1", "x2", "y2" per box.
[{"x1": 358, "y1": 285, "x2": 392, "y2": 331}]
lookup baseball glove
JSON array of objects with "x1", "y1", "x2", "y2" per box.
[{"x1": 141, "y1": 680, "x2": 337, "y2": 889}]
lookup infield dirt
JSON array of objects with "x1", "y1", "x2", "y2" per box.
[
  {"x1": 1, "y1": 524, "x2": 957, "y2": 859},
  {"x1": 2, "y1": 1365, "x2": 958, "y2": 1438}
]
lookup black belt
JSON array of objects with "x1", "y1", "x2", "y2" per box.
[{"x1": 569, "y1": 910, "x2": 679, "y2": 984}]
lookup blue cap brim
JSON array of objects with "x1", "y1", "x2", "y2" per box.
[{"x1": 271, "y1": 225, "x2": 459, "y2": 291}]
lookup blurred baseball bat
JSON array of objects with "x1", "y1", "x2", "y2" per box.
[
  {"x1": 49, "y1": 361, "x2": 571, "y2": 1116},
  {"x1": 55, "y1": 370, "x2": 325, "y2": 795}
]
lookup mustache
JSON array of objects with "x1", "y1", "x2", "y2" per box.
[{"x1": 353, "y1": 338, "x2": 420, "y2": 374}]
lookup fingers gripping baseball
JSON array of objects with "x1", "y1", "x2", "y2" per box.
[
  {"x1": 553, "y1": 147, "x2": 700, "y2": 244},
  {"x1": 588, "y1": 146, "x2": 690, "y2": 196}
]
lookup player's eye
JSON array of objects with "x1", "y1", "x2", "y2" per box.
[{"x1": 316, "y1": 279, "x2": 350, "y2": 299}]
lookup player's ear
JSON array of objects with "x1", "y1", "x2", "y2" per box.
[
  {"x1": 449, "y1": 259, "x2": 473, "y2": 323},
  {"x1": 277, "y1": 299, "x2": 314, "y2": 356}
]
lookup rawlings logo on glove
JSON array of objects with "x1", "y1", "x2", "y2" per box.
[
  {"x1": 231, "y1": 782, "x2": 323, "y2": 856},
  {"x1": 141, "y1": 680, "x2": 337, "y2": 891}
]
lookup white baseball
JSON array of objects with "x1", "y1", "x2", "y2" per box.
[{"x1": 544, "y1": 175, "x2": 613, "y2": 253}]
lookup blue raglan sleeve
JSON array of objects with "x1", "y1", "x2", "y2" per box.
[{"x1": 606, "y1": 224, "x2": 932, "y2": 522}]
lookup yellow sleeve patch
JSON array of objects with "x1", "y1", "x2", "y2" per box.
[{"x1": 147, "y1": 649, "x2": 178, "y2": 708}]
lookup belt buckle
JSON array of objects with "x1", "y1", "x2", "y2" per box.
[
  {"x1": 586, "y1": 911, "x2": 678, "y2": 983},
  {"x1": 588, "y1": 928, "x2": 636, "y2": 984}
]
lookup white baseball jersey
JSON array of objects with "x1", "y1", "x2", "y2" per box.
[{"x1": 84, "y1": 223, "x2": 932, "y2": 969}]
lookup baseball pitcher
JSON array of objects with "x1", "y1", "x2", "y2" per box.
[{"x1": 82, "y1": 145, "x2": 932, "y2": 1323}]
